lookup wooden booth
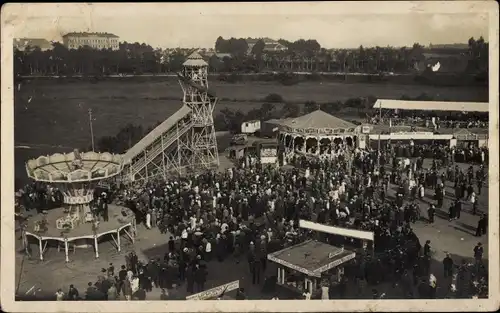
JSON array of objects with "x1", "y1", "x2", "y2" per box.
[
  {"x1": 255, "y1": 140, "x2": 279, "y2": 164},
  {"x1": 227, "y1": 145, "x2": 247, "y2": 160},
  {"x1": 268, "y1": 240, "x2": 356, "y2": 299}
]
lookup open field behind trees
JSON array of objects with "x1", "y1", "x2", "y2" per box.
[
  {"x1": 15, "y1": 79, "x2": 488, "y2": 146},
  {"x1": 14, "y1": 79, "x2": 487, "y2": 186}
]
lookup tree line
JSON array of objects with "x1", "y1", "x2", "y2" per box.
[{"x1": 14, "y1": 36, "x2": 488, "y2": 77}]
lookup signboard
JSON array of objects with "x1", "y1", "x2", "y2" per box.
[
  {"x1": 390, "y1": 131, "x2": 433, "y2": 136},
  {"x1": 315, "y1": 252, "x2": 356, "y2": 274},
  {"x1": 185, "y1": 280, "x2": 239, "y2": 300},
  {"x1": 361, "y1": 125, "x2": 371, "y2": 134},
  {"x1": 261, "y1": 148, "x2": 277, "y2": 157},
  {"x1": 268, "y1": 254, "x2": 319, "y2": 277},
  {"x1": 328, "y1": 250, "x2": 342, "y2": 259},
  {"x1": 261, "y1": 156, "x2": 278, "y2": 164},
  {"x1": 369, "y1": 134, "x2": 453, "y2": 141},
  {"x1": 299, "y1": 220, "x2": 374, "y2": 241}
]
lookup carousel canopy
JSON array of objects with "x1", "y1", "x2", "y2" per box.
[
  {"x1": 279, "y1": 110, "x2": 356, "y2": 130},
  {"x1": 267, "y1": 240, "x2": 356, "y2": 277},
  {"x1": 26, "y1": 151, "x2": 124, "y2": 183}
]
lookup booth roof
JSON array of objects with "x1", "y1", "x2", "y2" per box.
[
  {"x1": 268, "y1": 240, "x2": 355, "y2": 276},
  {"x1": 373, "y1": 99, "x2": 489, "y2": 113},
  {"x1": 280, "y1": 110, "x2": 356, "y2": 130},
  {"x1": 226, "y1": 144, "x2": 247, "y2": 151}
]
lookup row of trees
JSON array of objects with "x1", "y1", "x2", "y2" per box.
[
  {"x1": 94, "y1": 92, "x2": 438, "y2": 153},
  {"x1": 14, "y1": 36, "x2": 488, "y2": 77},
  {"x1": 14, "y1": 42, "x2": 188, "y2": 76},
  {"x1": 467, "y1": 37, "x2": 489, "y2": 73},
  {"x1": 214, "y1": 37, "x2": 250, "y2": 56},
  {"x1": 214, "y1": 37, "x2": 321, "y2": 57}
]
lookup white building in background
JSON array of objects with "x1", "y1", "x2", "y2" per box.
[
  {"x1": 246, "y1": 38, "x2": 287, "y2": 54},
  {"x1": 241, "y1": 120, "x2": 261, "y2": 134},
  {"x1": 263, "y1": 42, "x2": 288, "y2": 53},
  {"x1": 62, "y1": 32, "x2": 120, "y2": 51}
]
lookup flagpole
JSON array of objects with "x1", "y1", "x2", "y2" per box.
[
  {"x1": 377, "y1": 101, "x2": 381, "y2": 168},
  {"x1": 88, "y1": 108, "x2": 95, "y2": 152}
]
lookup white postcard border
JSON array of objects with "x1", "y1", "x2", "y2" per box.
[{"x1": 1, "y1": 2, "x2": 499, "y2": 312}]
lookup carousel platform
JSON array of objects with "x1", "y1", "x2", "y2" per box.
[
  {"x1": 22, "y1": 204, "x2": 136, "y2": 262},
  {"x1": 25, "y1": 204, "x2": 134, "y2": 239}
]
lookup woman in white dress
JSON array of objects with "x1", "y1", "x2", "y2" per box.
[
  {"x1": 131, "y1": 276, "x2": 140, "y2": 295},
  {"x1": 190, "y1": 215, "x2": 197, "y2": 230},
  {"x1": 469, "y1": 191, "x2": 476, "y2": 204},
  {"x1": 145, "y1": 210, "x2": 151, "y2": 229},
  {"x1": 55, "y1": 289, "x2": 65, "y2": 301},
  {"x1": 418, "y1": 184, "x2": 425, "y2": 199},
  {"x1": 321, "y1": 285, "x2": 329, "y2": 299},
  {"x1": 321, "y1": 279, "x2": 330, "y2": 300},
  {"x1": 304, "y1": 167, "x2": 310, "y2": 179}
]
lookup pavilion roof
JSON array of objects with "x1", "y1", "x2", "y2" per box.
[
  {"x1": 267, "y1": 240, "x2": 356, "y2": 277},
  {"x1": 281, "y1": 109, "x2": 356, "y2": 130},
  {"x1": 183, "y1": 51, "x2": 208, "y2": 67}
]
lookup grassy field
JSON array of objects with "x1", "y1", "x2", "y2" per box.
[
  {"x1": 15, "y1": 79, "x2": 487, "y2": 145},
  {"x1": 13, "y1": 79, "x2": 487, "y2": 185}
]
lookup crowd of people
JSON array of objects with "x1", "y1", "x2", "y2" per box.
[
  {"x1": 374, "y1": 141, "x2": 488, "y2": 165},
  {"x1": 16, "y1": 138, "x2": 489, "y2": 300},
  {"x1": 89, "y1": 139, "x2": 487, "y2": 300}
]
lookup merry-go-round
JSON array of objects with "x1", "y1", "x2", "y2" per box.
[
  {"x1": 20, "y1": 150, "x2": 137, "y2": 262},
  {"x1": 275, "y1": 110, "x2": 363, "y2": 158}
]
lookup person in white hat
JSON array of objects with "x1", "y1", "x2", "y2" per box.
[
  {"x1": 204, "y1": 239, "x2": 212, "y2": 261},
  {"x1": 267, "y1": 228, "x2": 273, "y2": 242},
  {"x1": 190, "y1": 215, "x2": 197, "y2": 230},
  {"x1": 181, "y1": 229, "x2": 188, "y2": 240}
]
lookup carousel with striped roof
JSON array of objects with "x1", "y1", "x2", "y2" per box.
[{"x1": 275, "y1": 109, "x2": 363, "y2": 157}]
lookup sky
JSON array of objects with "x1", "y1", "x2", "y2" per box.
[{"x1": 3, "y1": 2, "x2": 490, "y2": 49}]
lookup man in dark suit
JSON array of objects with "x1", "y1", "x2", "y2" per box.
[
  {"x1": 475, "y1": 214, "x2": 487, "y2": 237},
  {"x1": 455, "y1": 200, "x2": 462, "y2": 220},
  {"x1": 427, "y1": 205, "x2": 435, "y2": 224},
  {"x1": 102, "y1": 199, "x2": 109, "y2": 222},
  {"x1": 474, "y1": 243, "x2": 483, "y2": 263},
  {"x1": 251, "y1": 256, "x2": 262, "y2": 285},
  {"x1": 448, "y1": 201, "x2": 455, "y2": 221},
  {"x1": 443, "y1": 253, "x2": 454, "y2": 278},
  {"x1": 168, "y1": 236, "x2": 175, "y2": 252},
  {"x1": 423, "y1": 240, "x2": 432, "y2": 275}
]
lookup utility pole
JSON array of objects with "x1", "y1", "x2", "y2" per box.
[
  {"x1": 88, "y1": 108, "x2": 95, "y2": 152},
  {"x1": 377, "y1": 101, "x2": 382, "y2": 168}
]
